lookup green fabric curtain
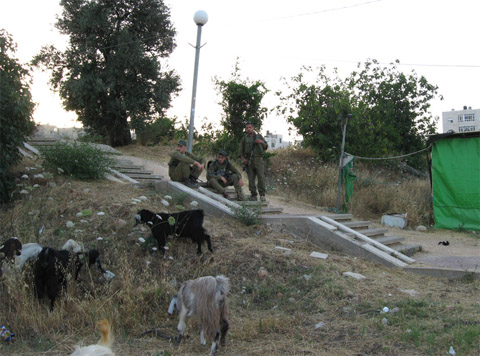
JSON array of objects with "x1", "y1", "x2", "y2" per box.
[{"x1": 432, "y1": 136, "x2": 480, "y2": 230}]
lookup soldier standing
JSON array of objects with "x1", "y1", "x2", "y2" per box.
[
  {"x1": 239, "y1": 121, "x2": 268, "y2": 201},
  {"x1": 207, "y1": 150, "x2": 245, "y2": 201}
]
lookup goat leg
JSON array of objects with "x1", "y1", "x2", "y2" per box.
[{"x1": 220, "y1": 318, "x2": 229, "y2": 346}]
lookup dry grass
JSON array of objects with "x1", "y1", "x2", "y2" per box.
[
  {"x1": 0, "y1": 148, "x2": 478, "y2": 355},
  {"x1": 268, "y1": 147, "x2": 434, "y2": 227}
]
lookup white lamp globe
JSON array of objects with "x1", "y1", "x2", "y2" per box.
[{"x1": 193, "y1": 10, "x2": 208, "y2": 26}]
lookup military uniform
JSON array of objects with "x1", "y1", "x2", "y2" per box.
[
  {"x1": 168, "y1": 150, "x2": 204, "y2": 182},
  {"x1": 239, "y1": 132, "x2": 268, "y2": 199},
  {"x1": 207, "y1": 159, "x2": 244, "y2": 200}
]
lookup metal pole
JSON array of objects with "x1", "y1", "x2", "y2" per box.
[
  {"x1": 336, "y1": 115, "x2": 350, "y2": 211},
  {"x1": 187, "y1": 25, "x2": 203, "y2": 153}
]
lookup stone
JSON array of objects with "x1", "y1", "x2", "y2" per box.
[
  {"x1": 416, "y1": 225, "x2": 427, "y2": 232},
  {"x1": 343, "y1": 271, "x2": 366, "y2": 280},
  {"x1": 257, "y1": 267, "x2": 268, "y2": 279},
  {"x1": 310, "y1": 251, "x2": 328, "y2": 259}
]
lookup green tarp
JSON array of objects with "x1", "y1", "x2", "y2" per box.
[{"x1": 432, "y1": 136, "x2": 480, "y2": 230}]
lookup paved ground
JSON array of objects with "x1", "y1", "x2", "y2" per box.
[{"x1": 123, "y1": 155, "x2": 480, "y2": 276}]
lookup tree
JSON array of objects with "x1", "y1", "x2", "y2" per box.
[
  {"x1": 277, "y1": 60, "x2": 440, "y2": 166},
  {"x1": 214, "y1": 62, "x2": 268, "y2": 156},
  {"x1": 0, "y1": 30, "x2": 35, "y2": 203},
  {"x1": 33, "y1": 0, "x2": 181, "y2": 147}
]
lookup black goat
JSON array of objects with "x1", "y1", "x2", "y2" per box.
[
  {"x1": 33, "y1": 247, "x2": 103, "y2": 310},
  {"x1": 135, "y1": 209, "x2": 213, "y2": 255},
  {"x1": 0, "y1": 237, "x2": 22, "y2": 278}
]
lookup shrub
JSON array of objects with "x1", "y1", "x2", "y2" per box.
[
  {"x1": 39, "y1": 141, "x2": 115, "y2": 180},
  {"x1": 136, "y1": 118, "x2": 176, "y2": 145},
  {"x1": 231, "y1": 202, "x2": 262, "y2": 226}
]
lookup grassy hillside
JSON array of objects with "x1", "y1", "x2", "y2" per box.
[{"x1": 0, "y1": 146, "x2": 478, "y2": 355}]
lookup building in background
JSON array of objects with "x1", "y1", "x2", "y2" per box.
[
  {"x1": 264, "y1": 130, "x2": 293, "y2": 150},
  {"x1": 442, "y1": 106, "x2": 479, "y2": 133}
]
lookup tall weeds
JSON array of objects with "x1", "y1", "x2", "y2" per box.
[{"x1": 268, "y1": 147, "x2": 433, "y2": 226}]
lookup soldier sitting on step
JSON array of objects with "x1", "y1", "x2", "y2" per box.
[{"x1": 207, "y1": 150, "x2": 245, "y2": 201}]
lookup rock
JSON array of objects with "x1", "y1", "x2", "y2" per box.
[
  {"x1": 303, "y1": 274, "x2": 311, "y2": 282},
  {"x1": 310, "y1": 251, "x2": 328, "y2": 259},
  {"x1": 66, "y1": 221, "x2": 75, "y2": 228},
  {"x1": 257, "y1": 267, "x2": 268, "y2": 279},
  {"x1": 343, "y1": 271, "x2": 366, "y2": 280},
  {"x1": 416, "y1": 225, "x2": 427, "y2": 232},
  {"x1": 382, "y1": 318, "x2": 388, "y2": 326},
  {"x1": 116, "y1": 219, "x2": 127, "y2": 228},
  {"x1": 314, "y1": 322, "x2": 325, "y2": 329}
]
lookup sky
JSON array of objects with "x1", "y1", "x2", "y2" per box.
[{"x1": 2, "y1": 0, "x2": 479, "y2": 139}]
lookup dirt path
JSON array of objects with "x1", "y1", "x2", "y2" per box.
[{"x1": 122, "y1": 154, "x2": 480, "y2": 273}]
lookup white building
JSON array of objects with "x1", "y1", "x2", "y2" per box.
[
  {"x1": 264, "y1": 130, "x2": 292, "y2": 150},
  {"x1": 442, "y1": 106, "x2": 479, "y2": 133}
]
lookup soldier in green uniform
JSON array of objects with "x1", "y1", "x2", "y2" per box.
[
  {"x1": 207, "y1": 150, "x2": 245, "y2": 201},
  {"x1": 168, "y1": 139, "x2": 204, "y2": 188},
  {"x1": 239, "y1": 121, "x2": 268, "y2": 201}
]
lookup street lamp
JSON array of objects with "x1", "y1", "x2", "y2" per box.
[{"x1": 187, "y1": 10, "x2": 208, "y2": 153}]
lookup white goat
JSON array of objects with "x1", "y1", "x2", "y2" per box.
[
  {"x1": 169, "y1": 275, "x2": 230, "y2": 355},
  {"x1": 16, "y1": 242, "x2": 43, "y2": 269}
]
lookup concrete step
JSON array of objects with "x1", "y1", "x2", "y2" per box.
[
  {"x1": 391, "y1": 243, "x2": 422, "y2": 257},
  {"x1": 125, "y1": 173, "x2": 163, "y2": 180},
  {"x1": 373, "y1": 235, "x2": 405, "y2": 246},
  {"x1": 346, "y1": 227, "x2": 389, "y2": 239},
  {"x1": 260, "y1": 207, "x2": 284, "y2": 214},
  {"x1": 322, "y1": 214, "x2": 353, "y2": 222},
  {"x1": 343, "y1": 220, "x2": 371, "y2": 230},
  {"x1": 117, "y1": 168, "x2": 154, "y2": 175}
]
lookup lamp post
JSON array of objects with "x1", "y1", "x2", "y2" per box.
[{"x1": 187, "y1": 10, "x2": 208, "y2": 153}]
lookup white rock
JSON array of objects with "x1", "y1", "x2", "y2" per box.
[
  {"x1": 139, "y1": 196, "x2": 148, "y2": 201},
  {"x1": 314, "y1": 322, "x2": 325, "y2": 329},
  {"x1": 310, "y1": 251, "x2": 328, "y2": 259},
  {"x1": 164, "y1": 195, "x2": 173, "y2": 200},
  {"x1": 152, "y1": 247, "x2": 158, "y2": 251},
  {"x1": 21, "y1": 174, "x2": 29, "y2": 179},
  {"x1": 382, "y1": 318, "x2": 388, "y2": 326},
  {"x1": 275, "y1": 246, "x2": 291, "y2": 252},
  {"x1": 303, "y1": 275, "x2": 311, "y2": 282},
  {"x1": 190, "y1": 200, "x2": 198, "y2": 207},
  {"x1": 19, "y1": 190, "x2": 29, "y2": 195},
  {"x1": 97, "y1": 212, "x2": 105, "y2": 216},
  {"x1": 66, "y1": 221, "x2": 75, "y2": 228},
  {"x1": 399, "y1": 289, "x2": 419, "y2": 297},
  {"x1": 343, "y1": 271, "x2": 366, "y2": 280},
  {"x1": 33, "y1": 184, "x2": 40, "y2": 188},
  {"x1": 138, "y1": 237, "x2": 145, "y2": 243},
  {"x1": 34, "y1": 174, "x2": 44, "y2": 179},
  {"x1": 97, "y1": 237, "x2": 104, "y2": 241},
  {"x1": 416, "y1": 225, "x2": 427, "y2": 232},
  {"x1": 76, "y1": 212, "x2": 83, "y2": 217},
  {"x1": 382, "y1": 307, "x2": 389, "y2": 313},
  {"x1": 161, "y1": 199, "x2": 170, "y2": 206},
  {"x1": 448, "y1": 346, "x2": 456, "y2": 355}
]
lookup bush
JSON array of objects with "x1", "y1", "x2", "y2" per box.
[
  {"x1": 40, "y1": 142, "x2": 115, "y2": 180},
  {"x1": 231, "y1": 202, "x2": 262, "y2": 226}
]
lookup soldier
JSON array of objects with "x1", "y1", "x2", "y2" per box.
[
  {"x1": 207, "y1": 150, "x2": 245, "y2": 201},
  {"x1": 168, "y1": 139, "x2": 204, "y2": 188},
  {"x1": 239, "y1": 121, "x2": 268, "y2": 201}
]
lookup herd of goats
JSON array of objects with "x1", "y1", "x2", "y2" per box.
[{"x1": 0, "y1": 208, "x2": 228, "y2": 355}]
